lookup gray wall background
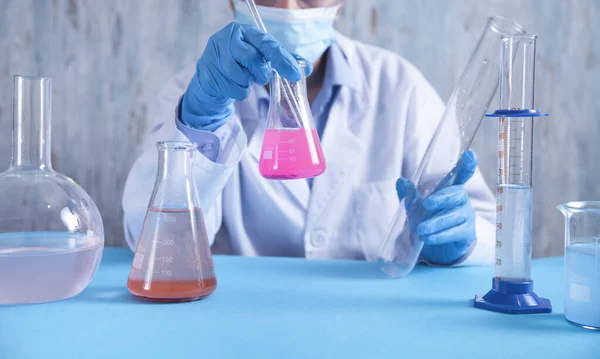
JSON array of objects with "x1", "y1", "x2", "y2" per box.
[{"x1": 1, "y1": 0, "x2": 598, "y2": 257}]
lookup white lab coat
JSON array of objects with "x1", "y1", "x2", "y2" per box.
[{"x1": 122, "y1": 33, "x2": 496, "y2": 265}]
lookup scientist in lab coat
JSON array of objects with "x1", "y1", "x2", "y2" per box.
[{"x1": 123, "y1": 0, "x2": 497, "y2": 266}]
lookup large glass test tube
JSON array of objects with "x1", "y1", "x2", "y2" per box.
[
  {"x1": 378, "y1": 17, "x2": 526, "y2": 278},
  {"x1": 494, "y1": 35, "x2": 537, "y2": 281}
]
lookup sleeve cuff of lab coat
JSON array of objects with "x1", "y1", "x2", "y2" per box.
[
  {"x1": 174, "y1": 96, "x2": 245, "y2": 162},
  {"x1": 176, "y1": 97, "x2": 222, "y2": 162},
  {"x1": 190, "y1": 120, "x2": 247, "y2": 208},
  {"x1": 177, "y1": 119, "x2": 221, "y2": 162},
  {"x1": 170, "y1": 118, "x2": 246, "y2": 207}
]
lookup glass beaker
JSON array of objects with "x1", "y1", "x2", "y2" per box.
[
  {"x1": 558, "y1": 202, "x2": 600, "y2": 330},
  {"x1": 127, "y1": 142, "x2": 217, "y2": 302},
  {"x1": 258, "y1": 61, "x2": 326, "y2": 180},
  {"x1": 378, "y1": 17, "x2": 526, "y2": 278},
  {"x1": 0, "y1": 75, "x2": 104, "y2": 304}
]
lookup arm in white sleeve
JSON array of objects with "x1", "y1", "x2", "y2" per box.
[
  {"x1": 122, "y1": 72, "x2": 247, "y2": 251},
  {"x1": 401, "y1": 74, "x2": 496, "y2": 266}
]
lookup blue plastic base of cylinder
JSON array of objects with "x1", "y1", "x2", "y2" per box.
[{"x1": 474, "y1": 278, "x2": 552, "y2": 314}]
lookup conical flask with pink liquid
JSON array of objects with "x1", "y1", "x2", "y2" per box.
[{"x1": 259, "y1": 60, "x2": 326, "y2": 180}]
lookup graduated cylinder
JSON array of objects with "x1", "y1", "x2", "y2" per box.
[{"x1": 494, "y1": 35, "x2": 537, "y2": 281}]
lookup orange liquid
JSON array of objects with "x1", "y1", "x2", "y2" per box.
[{"x1": 127, "y1": 278, "x2": 217, "y2": 303}]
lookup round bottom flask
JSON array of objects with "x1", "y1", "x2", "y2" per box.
[{"x1": 0, "y1": 76, "x2": 104, "y2": 304}]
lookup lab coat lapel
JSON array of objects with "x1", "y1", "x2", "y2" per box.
[
  {"x1": 307, "y1": 35, "x2": 370, "y2": 227},
  {"x1": 307, "y1": 88, "x2": 367, "y2": 226}
]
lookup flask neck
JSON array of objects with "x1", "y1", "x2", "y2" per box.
[
  {"x1": 269, "y1": 61, "x2": 314, "y2": 127},
  {"x1": 10, "y1": 76, "x2": 53, "y2": 170},
  {"x1": 271, "y1": 73, "x2": 310, "y2": 106},
  {"x1": 156, "y1": 148, "x2": 194, "y2": 181},
  {"x1": 150, "y1": 142, "x2": 199, "y2": 209}
]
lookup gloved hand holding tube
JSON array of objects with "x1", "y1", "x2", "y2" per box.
[
  {"x1": 396, "y1": 151, "x2": 479, "y2": 265},
  {"x1": 181, "y1": 22, "x2": 313, "y2": 132}
]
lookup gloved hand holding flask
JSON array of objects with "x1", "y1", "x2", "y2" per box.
[{"x1": 181, "y1": 22, "x2": 312, "y2": 132}]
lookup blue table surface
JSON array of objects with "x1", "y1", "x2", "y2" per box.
[{"x1": 1, "y1": 248, "x2": 598, "y2": 359}]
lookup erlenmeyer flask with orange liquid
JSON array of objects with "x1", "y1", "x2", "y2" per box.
[
  {"x1": 127, "y1": 142, "x2": 216, "y2": 302},
  {"x1": 258, "y1": 60, "x2": 326, "y2": 180}
]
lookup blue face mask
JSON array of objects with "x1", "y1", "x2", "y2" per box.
[{"x1": 234, "y1": 2, "x2": 340, "y2": 63}]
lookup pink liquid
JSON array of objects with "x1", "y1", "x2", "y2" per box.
[
  {"x1": 128, "y1": 208, "x2": 216, "y2": 302},
  {"x1": 0, "y1": 233, "x2": 103, "y2": 304},
  {"x1": 259, "y1": 129, "x2": 326, "y2": 179}
]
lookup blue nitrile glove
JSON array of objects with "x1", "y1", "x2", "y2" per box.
[
  {"x1": 396, "y1": 151, "x2": 479, "y2": 265},
  {"x1": 181, "y1": 22, "x2": 313, "y2": 132}
]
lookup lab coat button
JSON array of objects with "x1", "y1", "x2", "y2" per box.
[{"x1": 310, "y1": 231, "x2": 328, "y2": 248}]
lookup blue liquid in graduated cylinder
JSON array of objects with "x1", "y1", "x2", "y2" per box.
[
  {"x1": 565, "y1": 243, "x2": 600, "y2": 329},
  {"x1": 496, "y1": 185, "x2": 532, "y2": 281}
]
